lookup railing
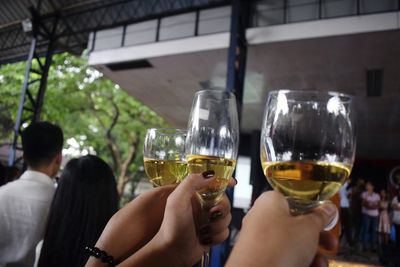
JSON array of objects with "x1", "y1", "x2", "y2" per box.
[
  {"x1": 89, "y1": 0, "x2": 400, "y2": 52},
  {"x1": 250, "y1": 0, "x2": 400, "y2": 27}
]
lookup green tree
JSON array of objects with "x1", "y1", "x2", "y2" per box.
[{"x1": 0, "y1": 53, "x2": 168, "y2": 198}]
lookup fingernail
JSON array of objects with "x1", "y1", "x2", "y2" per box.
[
  {"x1": 210, "y1": 211, "x2": 223, "y2": 221},
  {"x1": 322, "y1": 203, "x2": 337, "y2": 217},
  {"x1": 200, "y1": 236, "x2": 213, "y2": 245},
  {"x1": 202, "y1": 170, "x2": 215, "y2": 179},
  {"x1": 199, "y1": 225, "x2": 211, "y2": 235},
  {"x1": 232, "y1": 177, "x2": 238, "y2": 185}
]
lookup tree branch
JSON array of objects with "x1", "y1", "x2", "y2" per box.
[
  {"x1": 86, "y1": 92, "x2": 121, "y2": 172},
  {"x1": 117, "y1": 134, "x2": 140, "y2": 196}
]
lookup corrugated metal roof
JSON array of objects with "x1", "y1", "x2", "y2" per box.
[{"x1": 0, "y1": 0, "x2": 231, "y2": 65}]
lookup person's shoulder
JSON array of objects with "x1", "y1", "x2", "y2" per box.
[
  {"x1": 0, "y1": 174, "x2": 54, "y2": 201},
  {"x1": 0, "y1": 178, "x2": 24, "y2": 194}
]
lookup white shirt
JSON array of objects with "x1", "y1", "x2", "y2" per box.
[
  {"x1": 0, "y1": 170, "x2": 55, "y2": 267},
  {"x1": 361, "y1": 191, "x2": 380, "y2": 217},
  {"x1": 339, "y1": 182, "x2": 350, "y2": 208}
]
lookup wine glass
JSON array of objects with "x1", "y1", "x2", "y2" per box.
[
  {"x1": 186, "y1": 89, "x2": 239, "y2": 267},
  {"x1": 143, "y1": 128, "x2": 187, "y2": 187},
  {"x1": 260, "y1": 90, "x2": 356, "y2": 227}
]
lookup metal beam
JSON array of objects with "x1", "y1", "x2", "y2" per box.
[
  {"x1": 8, "y1": 6, "x2": 59, "y2": 166},
  {"x1": 226, "y1": 0, "x2": 248, "y2": 117},
  {"x1": 210, "y1": 0, "x2": 249, "y2": 266},
  {"x1": 8, "y1": 38, "x2": 37, "y2": 166}
]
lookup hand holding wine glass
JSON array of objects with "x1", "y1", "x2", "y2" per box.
[
  {"x1": 260, "y1": 90, "x2": 356, "y2": 229},
  {"x1": 186, "y1": 89, "x2": 239, "y2": 267}
]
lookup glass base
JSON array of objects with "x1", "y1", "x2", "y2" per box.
[
  {"x1": 286, "y1": 197, "x2": 321, "y2": 215},
  {"x1": 287, "y1": 197, "x2": 338, "y2": 231}
]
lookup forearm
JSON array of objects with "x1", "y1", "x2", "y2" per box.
[
  {"x1": 85, "y1": 240, "x2": 181, "y2": 267},
  {"x1": 86, "y1": 186, "x2": 174, "y2": 266},
  {"x1": 118, "y1": 235, "x2": 183, "y2": 267},
  {"x1": 225, "y1": 214, "x2": 309, "y2": 267},
  {"x1": 94, "y1": 209, "x2": 162, "y2": 262},
  {"x1": 86, "y1": 257, "x2": 108, "y2": 267},
  {"x1": 226, "y1": 230, "x2": 289, "y2": 267}
]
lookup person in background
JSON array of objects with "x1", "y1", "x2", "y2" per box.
[
  {"x1": 0, "y1": 122, "x2": 63, "y2": 267},
  {"x1": 361, "y1": 181, "x2": 380, "y2": 251},
  {"x1": 391, "y1": 190, "x2": 400, "y2": 246},
  {"x1": 350, "y1": 178, "x2": 365, "y2": 247},
  {"x1": 37, "y1": 155, "x2": 119, "y2": 267},
  {"x1": 339, "y1": 181, "x2": 353, "y2": 247},
  {"x1": 378, "y1": 189, "x2": 391, "y2": 246}
]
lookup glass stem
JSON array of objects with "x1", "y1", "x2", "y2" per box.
[{"x1": 201, "y1": 250, "x2": 210, "y2": 267}]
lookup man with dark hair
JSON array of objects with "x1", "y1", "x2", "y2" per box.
[{"x1": 0, "y1": 122, "x2": 64, "y2": 267}]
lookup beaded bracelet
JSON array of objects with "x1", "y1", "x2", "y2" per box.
[{"x1": 85, "y1": 246, "x2": 116, "y2": 267}]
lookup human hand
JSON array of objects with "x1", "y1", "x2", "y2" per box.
[
  {"x1": 146, "y1": 173, "x2": 233, "y2": 266},
  {"x1": 86, "y1": 174, "x2": 235, "y2": 267},
  {"x1": 225, "y1": 191, "x2": 337, "y2": 267}
]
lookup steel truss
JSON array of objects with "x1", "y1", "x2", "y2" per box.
[
  {"x1": 5, "y1": 0, "x2": 232, "y2": 166},
  {"x1": 0, "y1": 0, "x2": 231, "y2": 65},
  {"x1": 8, "y1": 2, "x2": 59, "y2": 166}
]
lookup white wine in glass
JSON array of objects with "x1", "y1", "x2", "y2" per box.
[
  {"x1": 186, "y1": 89, "x2": 239, "y2": 267},
  {"x1": 186, "y1": 89, "x2": 239, "y2": 207},
  {"x1": 143, "y1": 128, "x2": 187, "y2": 187},
  {"x1": 260, "y1": 90, "x2": 356, "y2": 215},
  {"x1": 187, "y1": 154, "x2": 236, "y2": 206}
]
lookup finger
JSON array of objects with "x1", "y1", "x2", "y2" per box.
[
  {"x1": 309, "y1": 253, "x2": 329, "y2": 267},
  {"x1": 211, "y1": 212, "x2": 231, "y2": 232},
  {"x1": 227, "y1": 177, "x2": 237, "y2": 187},
  {"x1": 253, "y1": 191, "x2": 290, "y2": 215},
  {"x1": 200, "y1": 228, "x2": 230, "y2": 246},
  {"x1": 208, "y1": 195, "x2": 231, "y2": 221},
  {"x1": 319, "y1": 231, "x2": 338, "y2": 251},
  {"x1": 302, "y1": 202, "x2": 337, "y2": 230},
  {"x1": 199, "y1": 212, "x2": 231, "y2": 237},
  {"x1": 170, "y1": 173, "x2": 214, "y2": 203}
]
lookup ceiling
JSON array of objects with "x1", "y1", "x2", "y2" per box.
[
  {"x1": 0, "y1": 0, "x2": 230, "y2": 64},
  {"x1": 94, "y1": 29, "x2": 400, "y2": 159}
]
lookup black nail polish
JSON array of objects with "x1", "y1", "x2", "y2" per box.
[
  {"x1": 202, "y1": 170, "x2": 215, "y2": 178},
  {"x1": 210, "y1": 211, "x2": 223, "y2": 220},
  {"x1": 199, "y1": 225, "x2": 211, "y2": 235},
  {"x1": 233, "y1": 177, "x2": 238, "y2": 185}
]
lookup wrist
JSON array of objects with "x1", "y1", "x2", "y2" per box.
[
  {"x1": 86, "y1": 256, "x2": 109, "y2": 267},
  {"x1": 117, "y1": 234, "x2": 185, "y2": 267}
]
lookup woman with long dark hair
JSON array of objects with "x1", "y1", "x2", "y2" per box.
[{"x1": 37, "y1": 155, "x2": 119, "y2": 267}]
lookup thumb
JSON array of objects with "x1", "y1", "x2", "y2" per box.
[
  {"x1": 303, "y1": 202, "x2": 337, "y2": 230},
  {"x1": 169, "y1": 172, "x2": 214, "y2": 203}
]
